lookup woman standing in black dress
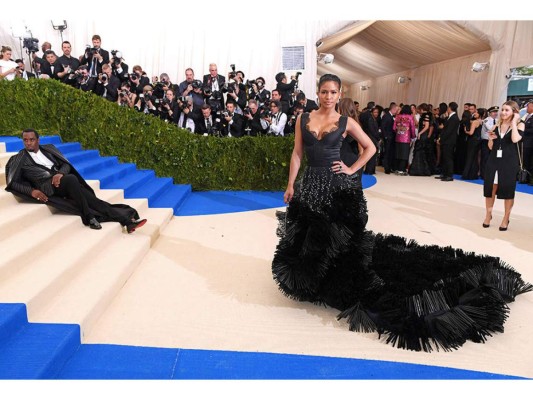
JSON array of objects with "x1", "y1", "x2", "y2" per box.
[
  {"x1": 273, "y1": 75, "x2": 531, "y2": 352},
  {"x1": 409, "y1": 103, "x2": 432, "y2": 176},
  {"x1": 461, "y1": 108, "x2": 485, "y2": 180},
  {"x1": 483, "y1": 101, "x2": 525, "y2": 231}
]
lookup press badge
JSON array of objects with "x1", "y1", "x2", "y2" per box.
[{"x1": 496, "y1": 149, "x2": 503, "y2": 158}]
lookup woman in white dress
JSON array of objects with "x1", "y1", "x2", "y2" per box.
[{"x1": 0, "y1": 46, "x2": 20, "y2": 81}]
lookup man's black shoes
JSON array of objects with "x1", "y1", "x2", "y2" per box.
[
  {"x1": 441, "y1": 177, "x2": 454, "y2": 181},
  {"x1": 127, "y1": 218, "x2": 147, "y2": 234},
  {"x1": 89, "y1": 218, "x2": 102, "y2": 230}
]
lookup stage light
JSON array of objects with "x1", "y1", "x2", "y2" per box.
[
  {"x1": 472, "y1": 62, "x2": 489, "y2": 72},
  {"x1": 317, "y1": 53, "x2": 334, "y2": 64},
  {"x1": 397, "y1": 76, "x2": 411, "y2": 84},
  {"x1": 360, "y1": 85, "x2": 370, "y2": 91}
]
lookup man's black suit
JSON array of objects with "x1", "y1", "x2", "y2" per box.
[
  {"x1": 40, "y1": 61, "x2": 64, "y2": 81},
  {"x1": 221, "y1": 113, "x2": 245, "y2": 137},
  {"x1": 5, "y1": 144, "x2": 139, "y2": 226},
  {"x1": 302, "y1": 99, "x2": 319, "y2": 113},
  {"x1": 94, "y1": 74, "x2": 121, "y2": 102},
  {"x1": 244, "y1": 112, "x2": 268, "y2": 136},
  {"x1": 194, "y1": 114, "x2": 222, "y2": 136},
  {"x1": 203, "y1": 74, "x2": 226, "y2": 111},
  {"x1": 276, "y1": 80, "x2": 297, "y2": 104},
  {"x1": 380, "y1": 112, "x2": 396, "y2": 173},
  {"x1": 439, "y1": 113, "x2": 460, "y2": 179},
  {"x1": 80, "y1": 48, "x2": 110, "y2": 76}
]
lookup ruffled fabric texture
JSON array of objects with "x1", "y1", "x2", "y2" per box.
[{"x1": 272, "y1": 167, "x2": 532, "y2": 352}]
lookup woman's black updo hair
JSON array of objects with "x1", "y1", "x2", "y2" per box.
[{"x1": 318, "y1": 73, "x2": 342, "y2": 90}]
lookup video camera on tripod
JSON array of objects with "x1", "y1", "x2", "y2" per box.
[{"x1": 23, "y1": 37, "x2": 39, "y2": 53}]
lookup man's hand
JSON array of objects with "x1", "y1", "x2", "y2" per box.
[
  {"x1": 52, "y1": 173, "x2": 63, "y2": 188},
  {"x1": 31, "y1": 189, "x2": 48, "y2": 202}
]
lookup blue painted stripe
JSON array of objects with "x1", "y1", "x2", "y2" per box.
[{"x1": 454, "y1": 174, "x2": 533, "y2": 195}]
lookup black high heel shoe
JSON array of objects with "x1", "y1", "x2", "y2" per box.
[
  {"x1": 499, "y1": 220, "x2": 509, "y2": 231},
  {"x1": 482, "y1": 214, "x2": 492, "y2": 228}
]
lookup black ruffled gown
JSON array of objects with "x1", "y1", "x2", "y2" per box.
[{"x1": 272, "y1": 112, "x2": 532, "y2": 352}]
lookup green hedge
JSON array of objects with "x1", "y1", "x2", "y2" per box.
[{"x1": 0, "y1": 79, "x2": 296, "y2": 191}]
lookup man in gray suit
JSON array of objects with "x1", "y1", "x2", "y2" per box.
[{"x1": 5, "y1": 129, "x2": 146, "y2": 233}]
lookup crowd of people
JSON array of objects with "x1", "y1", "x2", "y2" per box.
[
  {"x1": 1, "y1": 36, "x2": 318, "y2": 138},
  {"x1": 352, "y1": 99, "x2": 533, "y2": 185}
]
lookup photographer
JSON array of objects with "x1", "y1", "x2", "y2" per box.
[
  {"x1": 80, "y1": 34, "x2": 110, "y2": 78},
  {"x1": 135, "y1": 85, "x2": 159, "y2": 116},
  {"x1": 58, "y1": 41, "x2": 80, "y2": 87},
  {"x1": 178, "y1": 68, "x2": 195, "y2": 97},
  {"x1": 176, "y1": 96, "x2": 196, "y2": 132},
  {"x1": 15, "y1": 59, "x2": 35, "y2": 80},
  {"x1": 129, "y1": 65, "x2": 150, "y2": 95},
  {"x1": 243, "y1": 99, "x2": 268, "y2": 136},
  {"x1": 271, "y1": 89, "x2": 289, "y2": 114},
  {"x1": 296, "y1": 91, "x2": 318, "y2": 113},
  {"x1": 94, "y1": 63, "x2": 120, "y2": 102},
  {"x1": 261, "y1": 100, "x2": 287, "y2": 137},
  {"x1": 285, "y1": 103, "x2": 304, "y2": 135},
  {"x1": 220, "y1": 100, "x2": 244, "y2": 137},
  {"x1": 203, "y1": 63, "x2": 225, "y2": 112},
  {"x1": 74, "y1": 65, "x2": 96, "y2": 92},
  {"x1": 224, "y1": 80, "x2": 247, "y2": 113},
  {"x1": 194, "y1": 104, "x2": 222, "y2": 136},
  {"x1": 110, "y1": 50, "x2": 129, "y2": 82},
  {"x1": 158, "y1": 89, "x2": 179, "y2": 124},
  {"x1": 152, "y1": 73, "x2": 178, "y2": 100},
  {"x1": 275, "y1": 71, "x2": 299, "y2": 108},
  {"x1": 117, "y1": 81, "x2": 136, "y2": 108},
  {"x1": 249, "y1": 77, "x2": 270, "y2": 106}
]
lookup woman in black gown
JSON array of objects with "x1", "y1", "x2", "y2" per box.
[
  {"x1": 272, "y1": 74, "x2": 531, "y2": 352},
  {"x1": 462, "y1": 108, "x2": 485, "y2": 180},
  {"x1": 409, "y1": 103, "x2": 432, "y2": 176}
]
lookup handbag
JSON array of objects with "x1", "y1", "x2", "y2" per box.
[{"x1": 517, "y1": 142, "x2": 531, "y2": 184}]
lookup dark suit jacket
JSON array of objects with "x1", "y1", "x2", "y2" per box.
[
  {"x1": 194, "y1": 114, "x2": 222, "y2": 135},
  {"x1": 221, "y1": 113, "x2": 245, "y2": 137},
  {"x1": 440, "y1": 113, "x2": 460, "y2": 145},
  {"x1": 276, "y1": 80, "x2": 297, "y2": 103},
  {"x1": 80, "y1": 48, "x2": 110, "y2": 76},
  {"x1": 380, "y1": 112, "x2": 395, "y2": 139},
  {"x1": 40, "y1": 61, "x2": 64, "y2": 80},
  {"x1": 303, "y1": 99, "x2": 319, "y2": 113},
  {"x1": 94, "y1": 74, "x2": 121, "y2": 102},
  {"x1": 203, "y1": 74, "x2": 226, "y2": 109}
]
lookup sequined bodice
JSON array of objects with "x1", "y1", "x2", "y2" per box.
[{"x1": 301, "y1": 113, "x2": 348, "y2": 167}]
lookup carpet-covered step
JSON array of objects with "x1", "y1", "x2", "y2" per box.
[
  {"x1": 74, "y1": 156, "x2": 120, "y2": 177},
  {"x1": 0, "y1": 199, "x2": 60, "y2": 238},
  {"x1": 53, "y1": 142, "x2": 82, "y2": 154},
  {"x1": 103, "y1": 169, "x2": 156, "y2": 197},
  {"x1": 30, "y1": 233, "x2": 150, "y2": 341},
  {"x1": 127, "y1": 176, "x2": 174, "y2": 205},
  {"x1": 60, "y1": 149, "x2": 101, "y2": 164},
  {"x1": 150, "y1": 184, "x2": 192, "y2": 214},
  {"x1": 0, "y1": 219, "x2": 139, "y2": 319},
  {"x1": 0, "y1": 321, "x2": 80, "y2": 379},
  {"x1": 0, "y1": 214, "x2": 82, "y2": 282},
  {"x1": 82, "y1": 163, "x2": 138, "y2": 188},
  {"x1": 0, "y1": 303, "x2": 28, "y2": 344},
  {"x1": 0, "y1": 135, "x2": 62, "y2": 152}
]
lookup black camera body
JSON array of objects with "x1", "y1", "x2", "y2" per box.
[
  {"x1": 191, "y1": 79, "x2": 202, "y2": 89},
  {"x1": 100, "y1": 73, "x2": 108, "y2": 82},
  {"x1": 243, "y1": 107, "x2": 252, "y2": 115},
  {"x1": 295, "y1": 71, "x2": 302, "y2": 78},
  {"x1": 119, "y1": 89, "x2": 129, "y2": 97},
  {"x1": 110, "y1": 49, "x2": 118, "y2": 56},
  {"x1": 228, "y1": 63, "x2": 236, "y2": 79}
]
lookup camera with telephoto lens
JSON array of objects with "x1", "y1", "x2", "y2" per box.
[
  {"x1": 228, "y1": 64, "x2": 236, "y2": 79},
  {"x1": 222, "y1": 82, "x2": 236, "y2": 94},
  {"x1": 295, "y1": 71, "x2": 302, "y2": 79},
  {"x1": 23, "y1": 37, "x2": 39, "y2": 53},
  {"x1": 191, "y1": 79, "x2": 202, "y2": 89},
  {"x1": 243, "y1": 107, "x2": 252, "y2": 115},
  {"x1": 100, "y1": 73, "x2": 107, "y2": 82},
  {"x1": 119, "y1": 89, "x2": 129, "y2": 97},
  {"x1": 161, "y1": 97, "x2": 171, "y2": 106},
  {"x1": 259, "y1": 105, "x2": 271, "y2": 119}
]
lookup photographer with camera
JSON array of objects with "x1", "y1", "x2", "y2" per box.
[
  {"x1": 249, "y1": 77, "x2": 270, "y2": 106},
  {"x1": 224, "y1": 80, "x2": 247, "y2": 113},
  {"x1": 73, "y1": 65, "x2": 97, "y2": 92},
  {"x1": 261, "y1": 99, "x2": 287, "y2": 137},
  {"x1": 158, "y1": 89, "x2": 180, "y2": 124},
  {"x1": 243, "y1": 99, "x2": 268, "y2": 136},
  {"x1": 152, "y1": 73, "x2": 178, "y2": 100},
  {"x1": 135, "y1": 85, "x2": 159, "y2": 116},
  {"x1": 80, "y1": 35, "x2": 110, "y2": 78},
  {"x1": 57, "y1": 41, "x2": 80, "y2": 87},
  {"x1": 177, "y1": 68, "x2": 195, "y2": 97},
  {"x1": 203, "y1": 63, "x2": 225, "y2": 112},
  {"x1": 117, "y1": 81, "x2": 136, "y2": 108},
  {"x1": 275, "y1": 71, "x2": 299, "y2": 109},
  {"x1": 109, "y1": 50, "x2": 129, "y2": 83},
  {"x1": 30, "y1": 41, "x2": 52, "y2": 71},
  {"x1": 285, "y1": 103, "x2": 304, "y2": 135},
  {"x1": 296, "y1": 91, "x2": 318, "y2": 113},
  {"x1": 129, "y1": 65, "x2": 150, "y2": 95},
  {"x1": 271, "y1": 89, "x2": 290, "y2": 114},
  {"x1": 40, "y1": 50, "x2": 64, "y2": 81},
  {"x1": 176, "y1": 96, "x2": 197, "y2": 132},
  {"x1": 94, "y1": 63, "x2": 120, "y2": 102},
  {"x1": 220, "y1": 100, "x2": 244, "y2": 137},
  {"x1": 194, "y1": 104, "x2": 222, "y2": 136}
]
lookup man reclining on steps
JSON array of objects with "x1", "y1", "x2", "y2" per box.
[{"x1": 4, "y1": 129, "x2": 147, "y2": 233}]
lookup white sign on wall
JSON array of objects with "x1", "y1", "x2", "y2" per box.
[
  {"x1": 282, "y1": 46, "x2": 305, "y2": 71},
  {"x1": 528, "y1": 78, "x2": 533, "y2": 92}
]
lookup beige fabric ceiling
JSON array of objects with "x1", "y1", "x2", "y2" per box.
[{"x1": 317, "y1": 20, "x2": 492, "y2": 86}]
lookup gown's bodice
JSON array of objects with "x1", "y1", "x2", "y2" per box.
[{"x1": 301, "y1": 112, "x2": 348, "y2": 167}]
